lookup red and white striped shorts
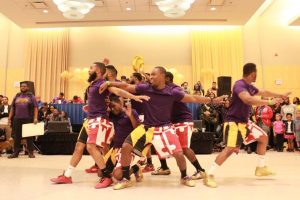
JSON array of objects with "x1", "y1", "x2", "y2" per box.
[
  {"x1": 152, "y1": 126, "x2": 182, "y2": 159},
  {"x1": 87, "y1": 117, "x2": 115, "y2": 147},
  {"x1": 173, "y1": 122, "x2": 194, "y2": 148}
]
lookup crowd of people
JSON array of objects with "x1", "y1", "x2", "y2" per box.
[{"x1": 0, "y1": 62, "x2": 296, "y2": 190}]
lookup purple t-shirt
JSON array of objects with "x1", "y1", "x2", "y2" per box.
[
  {"x1": 169, "y1": 83, "x2": 193, "y2": 123},
  {"x1": 12, "y1": 93, "x2": 38, "y2": 119},
  {"x1": 88, "y1": 79, "x2": 109, "y2": 119},
  {"x1": 110, "y1": 109, "x2": 140, "y2": 148},
  {"x1": 225, "y1": 79, "x2": 259, "y2": 123},
  {"x1": 135, "y1": 84, "x2": 185, "y2": 127}
]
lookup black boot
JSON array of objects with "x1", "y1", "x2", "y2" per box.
[
  {"x1": 8, "y1": 152, "x2": 19, "y2": 159},
  {"x1": 28, "y1": 152, "x2": 35, "y2": 158}
]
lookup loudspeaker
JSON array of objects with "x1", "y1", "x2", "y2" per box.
[
  {"x1": 217, "y1": 76, "x2": 231, "y2": 96},
  {"x1": 20, "y1": 81, "x2": 35, "y2": 95},
  {"x1": 190, "y1": 132, "x2": 214, "y2": 154}
]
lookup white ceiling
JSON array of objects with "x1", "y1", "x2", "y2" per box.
[{"x1": 0, "y1": 0, "x2": 266, "y2": 28}]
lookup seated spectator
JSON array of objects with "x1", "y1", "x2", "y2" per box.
[
  {"x1": 48, "y1": 109, "x2": 61, "y2": 121},
  {"x1": 193, "y1": 81, "x2": 204, "y2": 96},
  {"x1": 60, "y1": 111, "x2": 69, "y2": 122},
  {"x1": 52, "y1": 92, "x2": 67, "y2": 104},
  {"x1": 219, "y1": 97, "x2": 230, "y2": 124},
  {"x1": 35, "y1": 96, "x2": 44, "y2": 109},
  {"x1": 281, "y1": 97, "x2": 297, "y2": 120},
  {"x1": 207, "y1": 81, "x2": 218, "y2": 97},
  {"x1": 49, "y1": 105, "x2": 55, "y2": 113},
  {"x1": 0, "y1": 96, "x2": 12, "y2": 143},
  {"x1": 293, "y1": 97, "x2": 300, "y2": 110},
  {"x1": 0, "y1": 95, "x2": 3, "y2": 106},
  {"x1": 197, "y1": 93, "x2": 219, "y2": 132},
  {"x1": 71, "y1": 95, "x2": 84, "y2": 104},
  {"x1": 38, "y1": 103, "x2": 51, "y2": 122},
  {"x1": 121, "y1": 76, "x2": 127, "y2": 83},
  {"x1": 181, "y1": 82, "x2": 191, "y2": 94},
  {"x1": 60, "y1": 111, "x2": 72, "y2": 132}
]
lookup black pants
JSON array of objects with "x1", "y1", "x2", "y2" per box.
[
  {"x1": 276, "y1": 134, "x2": 284, "y2": 151},
  {"x1": 12, "y1": 118, "x2": 34, "y2": 153}
]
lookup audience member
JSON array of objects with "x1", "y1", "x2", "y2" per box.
[
  {"x1": 60, "y1": 111, "x2": 69, "y2": 122},
  {"x1": 294, "y1": 110, "x2": 300, "y2": 151},
  {"x1": 71, "y1": 95, "x2": 84, "y2": 104},
  {"x1": 273, "y1": 113, "x2": 285, "y2": 152},
  {"x1": 48, "y1": 109, "x2": 61, "y2": 121},
  {"x1": 193, "y1": 81, "x2": 204, "y2": 96},
  {"x1": 281, "y1": 97, "x2": 297, "y2": 120},
  {"x1": 52, "y1": 92, "x2": 67, "y2": 104},
  {"x1": 0, "y1": 95, "x2": 4, "y2": 106},
  {"x1": 120, "y1": 75, "x2": 127, "y2": 83},
  {"x1": 293, "y1": 97, "x2": 300, "y2": 110},
  {"x1": 35, "y1": 96, "x2": 43, "y2": 109},
  {"x1": 0, "y1": 96, "x2": 12, "y2": 144},
  {"x1": 207, "y1": 81, "x2": 218, "y2": 97},
  {"x1": 49, "y1": 105, "x2": 55, "y2": 113},
  {"x1": 284, "y1": 113, "x2": 295, "y2": 152},
  {"x1": 181, "y1": 82, "x2": 191, "y2": 94},
  {"x1": 255, "y1": 98, "x2": 273, "y2": 147},
  {"x1": 38, "y1": 103, "x2": 51, "y2": 122},
  {"x1": 198, "y1": 93, "x2": 219, "y2": 132}
]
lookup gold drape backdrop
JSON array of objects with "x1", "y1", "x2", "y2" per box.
[
  {"x1": 191, "y1": 28, "x2": 244, "y2": 92},
  {"x1": 25, "y1": 29, "x2": 69, "y2": 102}
]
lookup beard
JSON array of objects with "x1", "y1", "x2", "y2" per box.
[
  {"x1": 88, "y1": 72, "x2": 97, "y2": 82},
  {"x1": 129, "y1": 80, "x2": 135, "y2": 84}
]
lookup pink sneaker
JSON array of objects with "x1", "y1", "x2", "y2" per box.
[
  {"x1": 85, "y1": 165, "x2": 99, "y2": 173},
  {"x1": 142, "y1": 163, "x2": 155, "y2": 173},
  {"x1": 50, "y1": 175, "x2": 72, "y2": 184},
  {"x1": 94, "y1": 177, "x2": 113, "y2": 189}
]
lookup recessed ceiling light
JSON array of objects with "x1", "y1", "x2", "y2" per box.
[
  {"x1": 210, "y1": 7, "x2": 216, "y2": 11},
  {"x1": 126, "y1": 7, "x2": 132, "y2": 11},
  {"x1": 43, "y1": 9, "x2": 49, "y2": 13}
]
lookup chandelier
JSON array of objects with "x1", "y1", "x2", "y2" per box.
[
  {"x1": 155, "y1": 0, "x2": 195, "y2": 18},
  {"x1": 53, "y1": 0, "x2": 96, "y2": 20}
]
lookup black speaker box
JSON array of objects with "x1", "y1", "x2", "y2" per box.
[
  {"x1": 217, "y1": 76, "x2": 231, "y2": 96},
  {"x1": 190, "y1": 132, "x2": 214, "y2": 154}
]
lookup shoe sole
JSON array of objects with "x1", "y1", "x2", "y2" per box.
[
  {"x1": 51, "y1": 181, "x2": 72, "y2": 184},
  {"x1": 255, "y1": 173, "x2": 276, "y2": 177},
  {"x1": 113, "y1": 184, "x2": 133, "y2": 190},
  {"x1": 151, "y1": 172, "x2": 171, "y2": 175}
]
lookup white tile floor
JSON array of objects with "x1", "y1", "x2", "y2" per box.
[{"x1": 0, "y1": 152, "x2": 299, "y2": 200}]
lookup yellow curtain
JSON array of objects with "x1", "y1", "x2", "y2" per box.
[
  {"x1": 25, "y1": 29, "x2": 69, "y2": 102},
  {"x1": 191, "y1": 28, "x2": 244, "y2": 92}
]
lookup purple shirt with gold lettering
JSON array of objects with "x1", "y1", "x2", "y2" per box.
[
  {"x1": 12, "y1": 93, "x2": 38, "y2": 119},
  {"x1": 135, "y1": 84, "x2": 185, "y2": 127},
  {"x1": 88, "y1": 79, "x2": 109, "y2": 119}
]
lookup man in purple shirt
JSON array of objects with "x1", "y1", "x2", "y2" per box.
[
  {"x1": 204, "y1": 63, "x2": 290, "y2": 188},
  {"x1": 99, "y1": 66, "x2": 225, "y2": 190},
  {"x1": 8, "y1": 82, "x2": 38, "y2": 159},
  {"x1": 72, "y1": 62, "x2": 148, "y2": 189},
  {"x1": 103, "y1": 95, "x2": 143, "y2": 183},
  {"x1": 151, "y1": 72, "x2": 206, "y2": 180}
]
